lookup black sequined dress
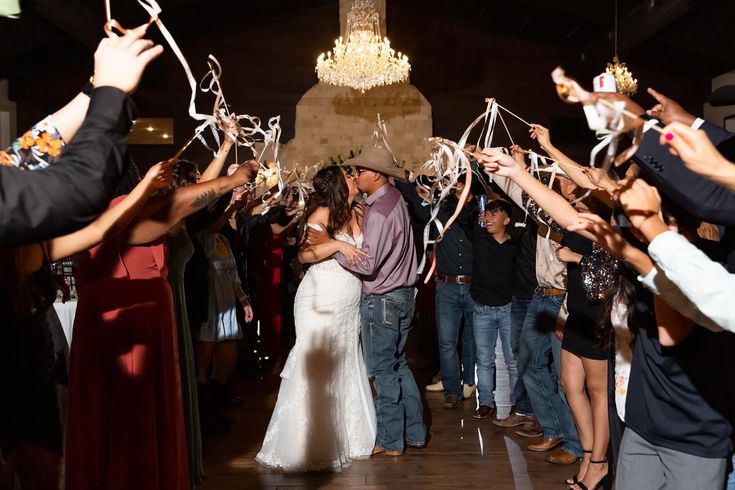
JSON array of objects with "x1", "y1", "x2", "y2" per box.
[{"x1": 560, "y1": 232, "x2": 609, "y2": 360}]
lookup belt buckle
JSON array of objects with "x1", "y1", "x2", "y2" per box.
[{"x1": 455, "y1": 276, "x2": 462, "y2": 284}]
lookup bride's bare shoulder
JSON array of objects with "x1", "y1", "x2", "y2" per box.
[{"x1": 307, "y1": 206, "x2": 330, "y2": 225}]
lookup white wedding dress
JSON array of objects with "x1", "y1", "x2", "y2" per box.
[{"x1": 256, "y1": 230, "x2": 377, "y2": 472}]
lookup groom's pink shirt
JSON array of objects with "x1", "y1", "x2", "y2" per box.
[{"x1": 335, "y1": 183, "x2": 418, "y2": 295}]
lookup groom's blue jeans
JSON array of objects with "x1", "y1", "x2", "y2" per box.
[{"x1": 360, "y1": 287, "x2": 427, "y2": 453}]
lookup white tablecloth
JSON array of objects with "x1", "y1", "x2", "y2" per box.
[{"x1": 53, "y1": 300, "x2": 77, "y2": 347}]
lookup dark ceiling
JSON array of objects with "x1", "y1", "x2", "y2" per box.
[
  {"x1": 2, "y1": 0, "x2": 731, "y2": 167},
  {"x1": 1, "y1": 0, "x2": 734, "y2": 83}
]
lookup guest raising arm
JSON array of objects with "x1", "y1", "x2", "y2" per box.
[
  {"x1": 124, "y1": 161, "x2": 259, "y2": 245},
  {"x1": 0, "y1": 24, "x2": 163, "y2": 245},
  {"x1": 528, "y1": 124, "x2": 616, "y2": 204},
  {"x1": 478, "y1": 147, "x2": 597, "y2": 242},
  {"x1": 661, "y1": 121, "x2": 735, "y2": 192},
  {"x1": 616, "y1": 178, "x2": 735, "y2": 332}
]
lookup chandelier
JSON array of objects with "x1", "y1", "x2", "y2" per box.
[
  {"x1": 606, "y1": 56, "x2": 637, "y2": 96},
  {"x1": 604, "y1": 0, "x2": 637, "y2": 96},
  {"x1": 315, "y1": 0, "x2": 410, "y2": 93}
]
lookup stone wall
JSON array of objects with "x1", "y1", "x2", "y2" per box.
[{"x1": 276, "y1": 81, "x2": 433, "y2": 172}]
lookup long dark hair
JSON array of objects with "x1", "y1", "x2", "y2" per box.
[
  {"x1": 596, "y1": 267, "x2": 638, "y2": 350},
  {"x1": 298, "y1": 166, "x2": 352, "y2": 243},
  {"x1": 172, "y1": 159, "x2": 199, "y2": 190},
  {"x1": 112, "y1": 156, "x2": 142, "y2": 197}
]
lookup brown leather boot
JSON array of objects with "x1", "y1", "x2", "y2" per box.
[
  {"x1": 527, "y1": 437, "x2": 563, "y2": 452},
  {"x1": 545, "y1": 447, "x2": 581, "y2": 465}
]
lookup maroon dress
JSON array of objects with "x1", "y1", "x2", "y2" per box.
[{"x1": 65, "y1": 197, "x2": 189, "y2": 490}]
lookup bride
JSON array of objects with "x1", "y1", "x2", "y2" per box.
[{"x1": 256, "y1": 165, "x2": 377, "y2": 472}]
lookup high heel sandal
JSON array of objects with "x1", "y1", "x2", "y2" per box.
[
  {"x1": 565, "y1": 450, "x2": 591, "y2": 485},
  {"x1": 573, "y1": 459, "x2": 609, "y2": 490}
]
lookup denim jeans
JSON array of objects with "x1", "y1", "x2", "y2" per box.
[
  {"x1": 518, "y1": 292, "x2": 581, "y2": 456},
  {"x1": 435, "y1": 281, "x2": 476, "y2": 399},
  {"x1": 360, "y1": 287, "x2": 427, "y2": 452},
  {"x1": 510, "y1": 296, "x2": 532, "y2": 415},
  {"x1": 472, "y1": 301, "x2": 515, "y2": 408}
]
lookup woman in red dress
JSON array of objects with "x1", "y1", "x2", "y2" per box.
[{"x1": 65, "y1": 161, "x2": 257, "y2": 490}]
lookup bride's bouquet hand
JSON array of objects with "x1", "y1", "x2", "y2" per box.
[{"x1": 338, "y1": 241, "x2": 368, "y2": 267}]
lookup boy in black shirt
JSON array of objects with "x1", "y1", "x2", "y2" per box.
[{"x1": 461, "y1": 199, "x2": 517, "y2": 419}]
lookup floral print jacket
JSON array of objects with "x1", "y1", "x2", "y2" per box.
[{"x1": 0, "y1": 116, "x2": 65, "y2": 170}]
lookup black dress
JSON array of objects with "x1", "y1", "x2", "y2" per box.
[
  {"x1": 0, "y1": 262, "x2": 63, "y2": 457},
  {"x1": 560, "y1": 232, "x2": 608, "y2": 360}
]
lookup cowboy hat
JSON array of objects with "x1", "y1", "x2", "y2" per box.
[{"x1": 341, "y1": 146, "x2": 408, "y2": 181}]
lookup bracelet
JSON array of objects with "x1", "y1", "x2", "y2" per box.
[{"x1": 82, "y1": 80, "x2": 94, "y2": 96}]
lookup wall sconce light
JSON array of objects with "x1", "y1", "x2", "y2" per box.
[{"x1": 129, "y1": 117, "x2": 174, "y2": 145}]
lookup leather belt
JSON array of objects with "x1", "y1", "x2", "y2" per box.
[
  {"x1": 437, "y1": 274, "x2": 473, "y2": 284},
  {"x1": 535, "y1": 286, "x2": 566, "y2": 297}
]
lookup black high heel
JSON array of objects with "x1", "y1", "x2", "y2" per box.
[
  {"x1": 573, "y1": 459, "x2": 609, "y2": 490},
  {"x1": 565, "y1": 450, "x2": 591, "y2": 485}
]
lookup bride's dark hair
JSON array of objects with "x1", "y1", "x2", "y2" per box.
[{"x1": 299, "y1": 166, "x2": 352, "y2": 243}]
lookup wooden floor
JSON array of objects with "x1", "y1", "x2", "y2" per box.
[{"x1": 199, "y1": 370, "x2": 573, "y2": 489}]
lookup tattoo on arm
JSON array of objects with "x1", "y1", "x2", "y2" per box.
[{"x1": 191, "y1": 189, "x2": 217, "y2": 210}]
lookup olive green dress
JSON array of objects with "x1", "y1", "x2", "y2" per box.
[{"x1": 167, "y1": 226, "x2": 205, "y2": 487}]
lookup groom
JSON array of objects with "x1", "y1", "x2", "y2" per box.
[{"x1": 309, "y1": 146, "x2": 427, "y2": 456}]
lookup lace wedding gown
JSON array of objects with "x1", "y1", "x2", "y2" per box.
[{"x1": 256, "y1": 231, "x2": 377, "y2": 472}]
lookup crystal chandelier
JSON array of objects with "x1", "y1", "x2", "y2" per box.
[
  {"x1": 606, "y1": 56, "x2": 637, "y2": 96},
  {"x1": 604, "y1": 0, "x2": 637, "y2": 96},
  {"x1": 315, "y1": 0, "x2": 410, "y2": 93}
]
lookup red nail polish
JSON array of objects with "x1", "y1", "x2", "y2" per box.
[{"x1": 665, "y1": 133, "x2": 674, "y2": 141}]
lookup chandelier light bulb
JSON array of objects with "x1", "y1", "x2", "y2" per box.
[
  {"x1": 605, "y1": 55, "x2": 638, "y2": 96},
  {"x1": 315, "y1": 0, "x2": 411, "y2": 93}
]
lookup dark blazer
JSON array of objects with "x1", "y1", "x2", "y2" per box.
[
  {"x1": 633, "y1": 121, "x2": 735, "y2": 226},
  {"x1": 0, "y1": 87, "x2": 136, "y2": 246}
]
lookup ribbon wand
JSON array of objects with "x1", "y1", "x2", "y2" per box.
[{"x1": 171, "y1": 132, "x2": 200, "y2": 160}]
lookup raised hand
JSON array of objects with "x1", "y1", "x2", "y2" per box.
[
  {"x1": 529, "y1": 124, "x2": 551, "y2": 149},
  {"x1": 478, "y1": 147, "x2": 523, "y2": 179},
  {"x1": 567, "y1": 212, "x2": 631, "y2": 262},
  {"x1": 567, "y1": 212, "x2": 655, "y2": 274},
  {"x1": 231, "y1": 160, "x2": 261, "y2": 186},
  {"x1": 646, "y1": 88, "x2": 696, "y2": 126},
  {"x1": 219, "y1": 114, "x2": 241, "y2": 142},
  {"x1": 509, "y1": 144, "x2": 526, "y2": 165},
  {"x1": 93, "y1": 23, "x2": 164, "y2": 94},
  {"x1": 141, "y1": 159, "x2": 175, "y2": 192},
  {"x1": 616, "y1": 178, "x2": 662, "y2": 229},
  {"x1": 659, "y1": 121, "x2": 730, "y2": 177},
  {"x1": 551, "y1": 67, "x2": 595, "y2": 105},
  {"x1": 581, "y1": 167, "x2": 617, "y2": 193},
  {"x1": 594, "y1": 92, "x2": 646, "y2": 132}
]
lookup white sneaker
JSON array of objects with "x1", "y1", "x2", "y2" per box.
[
  {"x1": 425, "y1": 380, "x2": 444, "y2": 392},
  {"x1": 463, "y1": 383, "x2": 477, "y2": 399}
]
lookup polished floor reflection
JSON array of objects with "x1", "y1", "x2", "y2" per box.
[{"x1": 200, "y1": 371, "x2": 573, "y2": 489}]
